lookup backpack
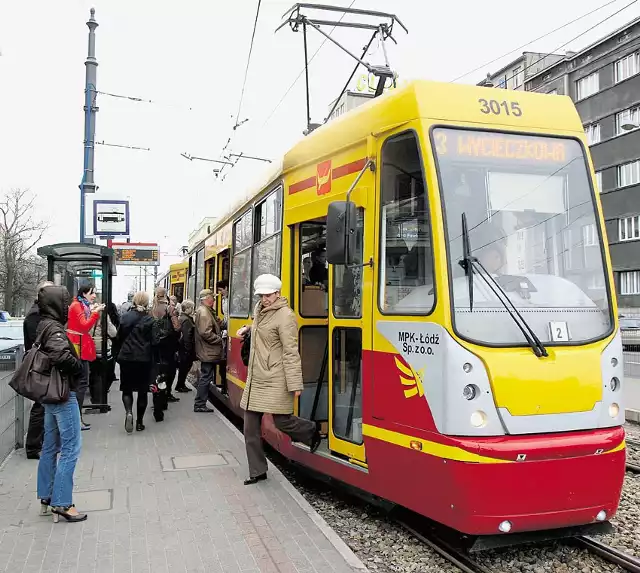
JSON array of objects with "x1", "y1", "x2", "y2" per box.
[{"x1": 151, "y1": 308, "x2": 173, "y2": 347}]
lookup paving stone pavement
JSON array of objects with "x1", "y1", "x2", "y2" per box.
[{"x1": 0, "y1": 385, "x2": 367, "y2": 573}]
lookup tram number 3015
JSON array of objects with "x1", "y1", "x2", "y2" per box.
[{"x1": 479, "y1": 98, "x2": 523, "y2": 117}]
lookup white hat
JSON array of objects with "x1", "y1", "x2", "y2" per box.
[{"x1": 254, "y1": 274, "x2": 282, "y2": 295}]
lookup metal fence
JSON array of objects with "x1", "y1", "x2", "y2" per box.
[{"x1": 0, "y1": 346, "x2": 29, "y2": 465}]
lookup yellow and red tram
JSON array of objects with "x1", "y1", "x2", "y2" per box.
[{"x1": 191, "y1": 79, "x2": 626, "y2": 540}]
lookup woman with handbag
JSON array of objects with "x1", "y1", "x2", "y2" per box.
[
  {"x1": 35, "y1": 285, "x2": 88, "y2": 523},
  {"x1": 67, "y1": 283, "x2": 104, "y2": 430}
]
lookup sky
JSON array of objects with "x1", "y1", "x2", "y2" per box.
[{"x1": 1, "y1": 0, "x2": 639, "y2": 303}]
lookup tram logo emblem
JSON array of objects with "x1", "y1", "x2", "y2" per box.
[
  {"x1": 394, "y1": 355, "x2": 425, "y2": 399},
  {"x1": 317, "y1": 160, "x2": 332, "y2": 195}
]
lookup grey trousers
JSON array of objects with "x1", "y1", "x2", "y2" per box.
[{"x1": 244, "y1": 410, "x2": 316, "y2": 478}]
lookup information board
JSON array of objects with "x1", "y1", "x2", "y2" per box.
[{"x1": 111, "y1": 243, "x2": 160, "y2": 266}]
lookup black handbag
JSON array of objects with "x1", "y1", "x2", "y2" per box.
[
  {"x1": 10, "y1": 323, "x2": 69, "y2": 404},
  {"x1": 241, "y1": 331, "x2": 251, "y2": 367}
]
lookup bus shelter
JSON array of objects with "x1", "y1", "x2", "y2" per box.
[{"x1": 37, "y1": 243, "x2": 117, "y2": 413}]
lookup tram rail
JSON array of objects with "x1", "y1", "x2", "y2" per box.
[{"x1": 574, "y1": 536, "x2": 640, "y2": 573}]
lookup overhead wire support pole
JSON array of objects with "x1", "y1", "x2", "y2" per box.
[
  {"x1": 302, "y1": 20, "x2": 312, "y2": 134},
  {"x1": 80, "y1": 7, "x2": 99, "y2": 243}
]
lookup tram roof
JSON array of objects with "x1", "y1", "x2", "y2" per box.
[{"x1": 283, "y1": 79, "x2": 582, "y2": 173}]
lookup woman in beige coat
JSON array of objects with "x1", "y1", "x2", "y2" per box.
[{"x1": 238, "y1": 274, "x2": 320, "y2": 485}]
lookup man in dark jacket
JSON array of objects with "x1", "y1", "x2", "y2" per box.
[{"x1": 23, "y1": 280, "x2": 53, "y2": 459}]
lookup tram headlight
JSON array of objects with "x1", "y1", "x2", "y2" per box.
[
  {"x1": 463, "y1": 362, "x2": 473, "y2": 373},
  {"x1": 463, "y1": 384, "x2": 478, "y2": 400},
  {"x1": 610, "y1": 377, "x2": 620, "y2": 392},
  {"x1": 596, "y1": 510, "x2": 607, "y2": 522},
  {"x1": 498, "y1": 520, "x2": 512, "y2": 533},
  {"x1": 609, "y1": 403, "x2": 620, "y2": 418},
  {"x1": 470, "y1": 410, "x2": 487, "y2": 428}
]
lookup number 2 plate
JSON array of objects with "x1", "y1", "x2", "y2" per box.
[{"x1": 549, "y1": 321, "x2": 569, "y2": 342}]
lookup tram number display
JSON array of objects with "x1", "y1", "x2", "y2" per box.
[
  {"x1": 399, "y1": 331, "x2": 440, "y2": 356},
  {"x1": 114, "y1": 247, "x2": 159, "y2": 266},
  {"x1": 478, "y1": 98, "x2": 522, "y2": 117}
]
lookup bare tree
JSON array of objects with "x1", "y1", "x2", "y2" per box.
[{"x1": 0, "y1": 189, "x2": 48, "y2": 314}]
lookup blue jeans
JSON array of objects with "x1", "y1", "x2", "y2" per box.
[{"x1": 37, "y1": 392, "x2": 82, "y2": 507}]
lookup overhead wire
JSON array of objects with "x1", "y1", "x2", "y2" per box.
[
  {"x1": 483, "y1": 0, "x2": 639, "y2": 91},
  {"x1": 234, "y1": 0, "x2": 263, "y2": 129},
  {"x1": 261, "y1": 0, "x2": 357, "y2": 128},
  {"x1": 450, "y1": 0, "x2": 624, "y2": 83}
]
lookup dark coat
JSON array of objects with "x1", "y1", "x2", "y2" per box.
[
  {"x1": 36, "y1": 286, "x2": 83, "y2": 392},
  {"x1": 178, "y1": 314, "x2": 196, "y2": 363},
  {"x1": 23, "y1": 302, "x2": 41, "y2": 352},
  {"x1": 117, "y1": 309, "x2": 153, "y2": 363}
]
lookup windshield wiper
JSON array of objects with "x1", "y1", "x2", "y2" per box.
[
  {"x1": 458, "y1": 213, "x2": 548, "y2": 358},
  {"x1": 0, "y1": 337, "x2": 17, "y2": 340}
]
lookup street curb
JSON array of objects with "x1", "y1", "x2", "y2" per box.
[
  {"x1": 214, "y1": 409, "x2": 370, "y2": 572},
  {"x1": 625, "y1": 408, "x2": 640, "y2": 423}
]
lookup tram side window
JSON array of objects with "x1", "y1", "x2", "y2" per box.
[
  {"x1": 230, "y1": 210, "x2": 253, "y2": 317},
  {"x1": 334, "y1": 209, "x2": 364, "y2": 318},
  {"x1": 332, "y1": 328, "x2": 363, "y2": 444},
  {"x1": 252, "y1": 189, "x2": 282, "y2": 300},
  {"x1": 379, "y1": 132, "x2": 435, "y2": 315},
  {"x1": 300, "y1": 221, "x2": 328, "y2": 317}
]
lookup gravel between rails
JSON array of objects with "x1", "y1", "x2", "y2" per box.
[{"x1": 271, "y1": 427, "x2": 640, "y2": 573}]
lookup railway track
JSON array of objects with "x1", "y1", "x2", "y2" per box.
[
  {"x1": 574, "y1": 536, "x2": 640, "y2": 572},
  {"x1": 394, "y1": 519, "x2": 640, "y2": 573}
]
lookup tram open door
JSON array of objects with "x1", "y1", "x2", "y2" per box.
[{"x1": 291, "y1": 158, "x2": 373, "y2": 467}]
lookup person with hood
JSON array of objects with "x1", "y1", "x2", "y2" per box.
[
  {"x1": 67, "y1": 283, "x2": 104, "y2": 430},
  {"x1": 23, "y1": 279, "x2": 54, "y2": 459},
  {"x1": 36, "y1": 285, "x2": 87, "y2": 523},
  {"x1": 237, "y1": 274, "x2": 320, "y2": 485},
  {"x1": 117, "y1": 291, "x2": 154, "y2": 432},
  {"x1": 150, "y1": 286, "x2": 180, "y2": 405}
]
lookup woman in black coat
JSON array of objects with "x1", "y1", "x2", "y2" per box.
[
  {"x1": 116, "y1": 291, "x2": 153, "y2": 433},
  {"x1": 175, "y1": 299, "x2": 196, "y2": 393}
]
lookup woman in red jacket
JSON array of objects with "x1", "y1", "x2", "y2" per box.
[{"x1": 67, "y1": 284, "x2": 104, "y2": 430}]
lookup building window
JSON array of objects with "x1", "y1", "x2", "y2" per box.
[
  {"x1": 620, "y1": 271, "x2": 640, "y2": 295},
  {"x1": 619, "y1": 215, "x2": 640, "y2": 242},
  {"x1": 595, "y1": 171, "x2": 602, "y2": 193},
  {"x1": 582, "y1": 223, "x2": 597, "y2": 247},
  {"x1": 618, "y1": 160, "x2": 640, "y2": 187},
  {"x1": 512, "y1": 66, "x2": 524, "y2": 89},
  {"x1": 584, "y1": 123, "x2": 601, "y2": 145},
  {"x1": 614, "y1": 52, "x2": 640, "y2": 83},
  {"x1": 576, "y1": 72, "x2": 599, "y2": 100},
  {"x1": 615, "y1": 107, "x2": 640, "y2": 135}
]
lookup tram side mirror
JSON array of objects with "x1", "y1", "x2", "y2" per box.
[{"x1": 326, "y1": 200, "x2": 358, "y2": 266}]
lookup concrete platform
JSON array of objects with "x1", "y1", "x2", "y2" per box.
[{"x1": 0, "y1": 385, "x2": 368, "y2": 573}]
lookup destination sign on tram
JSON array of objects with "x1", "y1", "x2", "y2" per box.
[
  {"x1": 433, "y1": 129, "x2": 572, "y2": 164},
  {"x1": 113, "y1": 247, "x2": 160, "y2": 266}
]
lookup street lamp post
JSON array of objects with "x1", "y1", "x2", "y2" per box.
[{"x1": 80, "y1": 8, "x2": 99, "y2": 243}]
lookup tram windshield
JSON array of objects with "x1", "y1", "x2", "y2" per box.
[{"x1": 432, "y1": 128, "x2": 612, "y2": 346}]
